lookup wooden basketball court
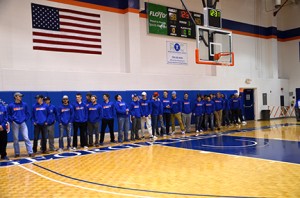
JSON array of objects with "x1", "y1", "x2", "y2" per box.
[{"x1": 1, "y1": 118, "x2": 300, "y2": 198}]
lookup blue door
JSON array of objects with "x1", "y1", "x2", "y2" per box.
[{"x1": 243, "y1": 89, "x2": 255, "y2": 120}]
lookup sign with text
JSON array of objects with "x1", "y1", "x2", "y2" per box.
[{"x1": 167, "y1": 41, "x2": 188, "y2": 65}]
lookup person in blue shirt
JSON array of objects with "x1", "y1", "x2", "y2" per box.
[
  {"x1": 170, "y1": 91, "x2": 185, "y2": 135},
  {"x1": 57, "y1": 95, "x2": 74, "y2": 152},
  {"x1": 85, "y1": 92, "x2": 93, "y2": 107},
  {"x1": 295, "y1": 98, "x2": 300, "y2": 121},
  {"x1": 31, "y1": 95, "x2": 49, "y2": 154},
  {"x1": 204, "y1": 96, "x2": 215, "y2": 131},
  {"x1": 100, "y1": 93, "x2": 116, "y2": 145},
  {"x1": 140, "y1": 92, "x2": 156, "y2": 139},
  {"x1": 87, "y1": 95, "x2": 102, "y2": 147},
  {"x1": 129, "y1": 94, "x2": 142, "y2": 140},
  {"x1": 193, "y1": 94, "x2": 205, "y2": 133},
  {"x1": 213, "y1": 92, "x2": 224, "y2": 130},
  {"x1": 72, "y1": 93, "x2": 88, "y2": 150},
  {"x1": 7, "y1": 92, "x2": 34, "y2": 158},
  {"x1": 162, "y1": 91, "x2": 171, "y2": 135},
  {"x1": 221, "y1": 94, "x2": 231, "y2": 127},
  {"x1": 0, "y1": 103, "x2": 9, "y2": 160},
  {"x1": 115, "y1": 94, "x2": 130, "y2": 143},
  {"x1": 151, "y1": 92, "x2": 165, "y2": 136},
  {"x1": 182, "y1": 93, "x2": 192, "y2": 133},
  {"x1": 44, "y1": 96, "x2": 57, "y2": 152},
  {"x1": 230, "y1": 93, "x2": 242, "y2": 125}
]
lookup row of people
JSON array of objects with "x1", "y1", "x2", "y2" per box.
[{"x1": 0, "y1": 90, "x2": 245, "y2": 160}]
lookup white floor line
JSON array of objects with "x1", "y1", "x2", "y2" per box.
[{"x1": 19, "y1": 165, "x2": 154, "y2": 198}]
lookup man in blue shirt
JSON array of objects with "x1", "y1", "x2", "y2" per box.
[
  {"x1": 140, "y1": 92, "x2": 156, "y2": 139},
  {"x1": 151, "y1": 92, "x2": 165, "y2": 136},
  {"x1": 162, "y1": 91, "x2": 171, "y2": 135},
  {"x1": 170, "y1": 91, "x2": 185, "y2": 135},
  {"x1": 115, "y1": 94, "x2": 130, "y2": 143},
  {"x1": 32, "y1": 95, "x2": 49, "y2": 154},
  {"x1": 129, "y1": 94, "x2": 142, "y2": 140},
  {"x1": 204, "y1": 96, "x2": 215, "y2": 131},
  {"x1": 182, "y1": 93, "x2": 192, "y2": 133},
  {"x1": 213, "y1": 92, "x2": 224, "y2": 130},
  {"x1": 0, "y1": 103, "x2": 9, "y2": 160},
  {"x1": 7, "y1": 92, "x2": 34, "y2": 158},
  {"x1": 87, "y1": 95, "x2": 102, "y2": 147},
  {"x1": 44, "y1": 96, "x2": 57, "y2": 151},
  {"x1": 193, "y1": 94, "x2": 205, "y2": 133}
]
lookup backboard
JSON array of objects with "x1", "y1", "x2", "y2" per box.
[{"x1": 195, "y1": 25, "x2": 234, "y2": 66}]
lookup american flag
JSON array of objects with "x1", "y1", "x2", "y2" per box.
[{"x1": 31, "y1": 3, "x2": 102, "y2": 55}]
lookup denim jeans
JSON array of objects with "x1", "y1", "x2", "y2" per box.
[
  {"x1": 205, "y1": 113, "x2": 214, "y2": 131},
  {"x1": 117, "y1": 116, "x2": 129, "y2": 142},
  {"x1": 11, "y1": 122, "x2": 33, "y2": 155},
  {"x1": 59, "y1": 123, "x2": 72, "y2": 149},
  {"x1": 46, "y1": 124, "x2": 55, "y2": 151},
  {"x1": 182, "y1": 113, "x2": 192, "y2": 132},
  {"x1": 151, "y1": 115, "x2": 159, "y2": 136},
  {"x1": 87, "y1": 122, "x2": 100, "y2": 145},
  {"x1": 195, "y1": 115, "x2": 204, "y2": 131}
]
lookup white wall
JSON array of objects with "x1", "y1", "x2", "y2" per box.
[{"x1": 0, "y1": 0, "x2": 298, "y2": 119}]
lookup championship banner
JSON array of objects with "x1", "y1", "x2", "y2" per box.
[{"x1": 166, "y1": 41, "x2": 188, "y2": 65}]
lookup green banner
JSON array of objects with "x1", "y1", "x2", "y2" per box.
[{"x1": 147, "y1": 3, "x2": 168, "y2": 35}]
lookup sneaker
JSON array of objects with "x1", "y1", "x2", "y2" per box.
[
  {"x1": 1, "y1": 156, "x2": 9, "y2": 160},
  {"x1": 242, "y1": 121, "x2": 247, "y2": 125},
  {"x1": 181, "y1": 131, "x2": 185, "y2": 135},
  {"x1": 94, "y1": 144, "x2": 99, "y2": 147},
  {"x1": 14, "y1": 154, "x2": 20, "y2": 158},
  {"x1": 163, "y1": 134, "x2": 167, "y2": 137},
  {"x1": 200, "y1": 129, "x2": 203, "y2": 132},
  {"x1": 196, "y1": 130, "x2": 199, "y2": 133},
  {"x1": 68, "y1": 147, "x2": 73, "y2": 151},
  {"x1": 141, "y1": 136, "x2": 145, "y2": 139},
  {"x1": 150, "y1": 135, "x2": 157, "y2": 140},
  {"x1": 171, "y1": 131, "x2": 175, "y2": 135},
  {"x1": 83, "y1": 146, "x2": 88, "y2": 151},
  {"x1": 72, "y1": 147, "x2": 77, "y2": 151},
  {"x1": 58, "y1": 148, "x2": 63, "y2": 153},
  {"x1": 100, "y1": 143, "x2": 104, "y2": 146},
  {"x1": 42, "y1": 151, "x2": 49, "y2": 154},
  {"x1": 29, "y1": 153, "x2": 35, "y2": 158}
]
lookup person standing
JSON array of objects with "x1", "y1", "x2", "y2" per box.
[
  {"x1": 193, "y1": 95, "x2": 205, "y2": 134},
  {"x1": 182, "y1": 93, "x2": 192, "y2": 133},
  {"x1": 0, "y1": 103, "x2": 9, "y2": 160},
  {"x1": 213, "y1": 92, "x2": 224, "y2": 130},
  {"x1": 129, "y1": 94, "x2": 142, "y2": 140},
  {"x1": 295, "y1": 98, "x2": 300, "y2": 121},
  {"x1": 100, "y1": 94, "x2": 116, "y2": 145},
  {"x1": 170, "y1": 91, "x2": 185, "y2": 135},
  {"x1": 230, "y1": 93, "x2": 242, "y2": 125},
  {"x1": 151, "y1": 92, "x2": 165, "y2": 136},
  {"x1": 32, "y1": 95, "x2": 49, "y2": 154},
  {"x1": 73, "y1": 93, "x2": 88, "y2": 150},
  {"x1": 221, "y1": 94, "x2": 231, "y2": 127},
  {"x1": 44, "y1": 97, "x2": 57, "y2": 151},
  {"x1": 162, "y1": 91, "x2": 171, "y2": 135},
  {"x1": 85, "y1": 92, "x2": 93, "y2": 107},
  {"x1": 87, "y1": 95, "x2": 102, "y2": 147},
  {"x1": 7, "y1": 92, "x2": 34, "y2": 158},
  {"x1": 57, "y1": 95, "x2": 74, "y2": 152},
  {"x1": 140, "y1": 92, "x2": 156, "y2": 139},
  {"x1": 204, "y1": 96, "x2": 215, "y2": 131},
  {"x1": 115, "y1": 94, "x2": 130, "y2": 143}
]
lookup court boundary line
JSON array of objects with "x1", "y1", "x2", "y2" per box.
[
  {"x1": 30, "y1": 162, "x2": 265, "y2": 198},
  {"x1": 19, "y1": 164, "x2": 154, "y2": 198}
]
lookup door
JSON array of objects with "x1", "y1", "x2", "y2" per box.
[{"x1": 243, "y1": 89, "x2": 255, "y2": 120}]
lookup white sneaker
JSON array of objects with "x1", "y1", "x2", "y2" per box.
[
  {"x1": 171, "y1": 131, "x2": 175, "y2": 135},
  {"x1": 163, "y1": 134, "x2": 167, "y2": 137},
  {"x1": 196, "y1": 130, "x2": 199, "y2": 133},
  {"x1": 58, "y1": 148, "x2": 63, "y2": 153},
  {"x1": 72, "y1": 147, "x2": 77, "y2": 151},
  {"x1": 153, "y1": 135, "x2": 158, "y2": 140},
  {"x1": 242, "y1": 121, "x2": 247, "y2": 125},
  {"x1": 181, "y1": 131, "x2": 185, "y2": 135},
  {"x1": 68, "y1": 147, "x2": 73, "y2": 151},
  {"x1": 200, "y1": 130, "x2": 203, "y2": 132},
  {"x1": 83, "y1": 146, "x2": 88, "y2": 151}
]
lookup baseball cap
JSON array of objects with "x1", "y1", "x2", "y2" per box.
[
  {"x1": 153, "y1": 92, "x2": 159, "y2": 97},
  {"x1": 14, "y1": 92, "x2": 23, "y2": 97},
  {"x1": 172, "y1": 91, "x2": 177, "y2": 95},
  {"x1": 141, "y1": 92, "x2": 147, "y2": 96},
  {"x1": 35, "y1": 95, "x2": 44, "y2": 99},
  {"x1": 132, "y1": 94, "x2": 138, "y2": 98},
  {"x1": 44, "y1": 96, "x2": 51, "y2": 100},
  {"x1": 62, "y1": 95, "x2": 69, "y2": 99}
]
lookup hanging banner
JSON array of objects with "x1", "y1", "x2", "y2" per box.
[{"x1": 166, "y1": 41, "x2": 188, "y2": 65}]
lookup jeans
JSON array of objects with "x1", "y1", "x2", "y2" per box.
[
  {"x1": 0, "y1": 129, "x2": 8, "y2": 158},
  {"x1": 141, "y1": 116, "x2": 152, "y2": 137},
  {"x1": 46, "y1": 123, "x2": 55, "y2": 151},
  {"x1": 33, "y1": 124, "x2": 47, "y2": 153},
  {"x1": 117, "y1": 116, "x2": 129, "y2": 142},
  {"x1": 195, "y1": 115, "x2": 204, "y2": 131},
  {"x1": 73, "y1": 122, "x2": 87, "y2": 148},
  {"x1": 205, "y1": 113, "x2": 214, "y2": 131},
  {"x1": 59, "y1": 123, "x2": 72, "y2": 149},
  {"x1": 11, "y1": 122, "x2": 33, "y2": 155},
  {"x1": 151, "y1": 115, "x2": 159, "y2": 136},
  {"x1": 171, "y1": 113, "x2": 185, "y2": 132},
  {"x1": 87, "y1": 122, "x2": 100, "y2": 145},
  {"x1": 131, "y1": 117, "x2": 141, "y2": 140},
  {"x1": 163, "y1": 113, "x2": 171, "y2": 134},
  {"x1": 100, "y1": 119, "x2": 115, "y2": 143},
  {"x1": 182, "y1": 113, "x2": 192, "y2": 132}
]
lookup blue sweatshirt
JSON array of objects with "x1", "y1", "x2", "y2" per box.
[
  {"x1": 296, "y1": 99, "x2": 300, "y2": 109},
  {"x1": 223, "y1": 98, "x2": 230, "y2": 111},
  {"x1": 31, "y1": 102, "x2": 49, "y2": 125},
  {"x1": 140, "y1": 99, "x2": 152, "y2": 117},
  {"x1": 213, "y1": 97, "x2": 224, "y2": 111},
  {"x1": 230, "y1": 97, "x2": 242, "y2": 110},
  {"x1": 115, "y1": 100, "x2": 129, "y2": 117},
  {"x1": 88, "y1": 103, "x2": 102, "y2": 123},
  {"x1": 0, "y1": 104, "x2": 8, "y2": 129},
  {"x1": 151, "y1": 99, "x2": 163, "y2": 116},
  {"x1": 204, "y1": 101, "x2": 215, "y2": 114},
  {"x1": 129, "y1": 101, "x2": 142, "y2": 118},
  {"x1": 193, "y1": 100, "x2": 205, "y2": 116},
  {"x1": 57, "y1": 104, "x2": 74, "y2": 125},
  {"x1": 7, "y1": 101, "x2": 30, "y2": 124},
  {"x1": 162, "y1": 97, "x2": 171, "y2": 114},
  {"x1": 73, "y1": 102, "x2": 88, "y2": 123},
  {"x1": 182, "y1": 99, "x2": 192, "y2": 114},
  {"x1": 102, "y1": 101, "x2": 115, "y2": 119},
  {"x1": 170, "y1": 97, "x2": 182, "y2": 114},
  {"x1": 46, "y1": 104, "x2": 57, "y2": 125}
]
